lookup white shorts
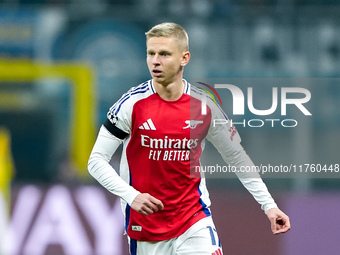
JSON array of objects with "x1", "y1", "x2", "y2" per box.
[{"x1": 128, "y1": 216, "x2": 223, "y2": 255}]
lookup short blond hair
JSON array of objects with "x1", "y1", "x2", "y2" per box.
[{"x1": 145, "y1": 22, "x2": 189, "y2": 51}]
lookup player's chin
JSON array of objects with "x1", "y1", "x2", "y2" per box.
[{"x1": 152, "y1": 76, "x2": 167, "y2": 84}]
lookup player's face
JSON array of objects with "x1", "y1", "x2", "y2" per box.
[{"x1": 146, "y1": 36, "x2": 189, "y2": 86}]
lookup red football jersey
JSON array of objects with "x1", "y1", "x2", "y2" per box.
[{"x1": 104, "y1": 80, "x2": 240, "y2": 241}]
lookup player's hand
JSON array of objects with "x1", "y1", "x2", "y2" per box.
[
  {"x1": 131, "y1": 193, "x2": 164, "y2": 216},
  {"x1": 267, "y1": 208, "x2": 291, "y2": 235}
]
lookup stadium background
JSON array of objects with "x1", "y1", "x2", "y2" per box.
[{"x1": 0, "y1": 0, "x2": 339, "y2": 254}]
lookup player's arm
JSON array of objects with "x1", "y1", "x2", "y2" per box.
[
  {"x1": 87, "y1": 126, "x2": 163, "y2": 215},
  {"x1": 208, "y1": 132, "x2": 290, "y2": 233},
  {"x1": 226, "y1": 147, "x2": 290, "y2": 233},
  {"x1": 205, "y1": 97, "x2": 290, "y2": 233},
  {"x1": 210, "y1": 135, "x2": 279, "y2": 213},
  {"x1": 88, "y1": 126, "x2": 139, "y2": 204}
]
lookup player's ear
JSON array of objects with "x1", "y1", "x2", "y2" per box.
[{"x1": 181, "y1": 51, "x2": 190, "y2": 67}]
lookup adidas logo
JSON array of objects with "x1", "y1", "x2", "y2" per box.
[
  {"x1": 139, "y1": 118, "x2": 156, "y2": 130},
  {"x1": 131, "y1": 225, "x2": 142, "y2": 231}
]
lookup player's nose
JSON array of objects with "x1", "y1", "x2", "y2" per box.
[{"x1": 152, "y1": 54, "x2": 160, "y2": 65}]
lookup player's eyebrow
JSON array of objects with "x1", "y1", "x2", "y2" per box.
[
  {"x1": 159, "y1": 50, "x2": 172, "y2": 55},
  {"x1": 147, "y1": 49, "x2": 172, "y2": 55}
]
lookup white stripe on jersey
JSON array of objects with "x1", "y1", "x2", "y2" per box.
[
  {"x1": 147, "y1": 119, "x2": 156, "y2": 130},
  {"x1": 110, "y1": 81, "x2": 151, "y2": 115}
]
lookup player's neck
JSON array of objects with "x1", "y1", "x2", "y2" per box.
[{"x1": 153, "y1": 79, "x2": 185, "y2": 101}]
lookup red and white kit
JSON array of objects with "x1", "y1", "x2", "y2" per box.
[{"x1": 88, "y1": 79, "x2": 277, "y2": 254}]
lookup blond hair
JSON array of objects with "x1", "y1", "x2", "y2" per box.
[{"x1": 145, "y1": 22, "x2": 189, "y2": 51}]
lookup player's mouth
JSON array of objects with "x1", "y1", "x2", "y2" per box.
[{"x1": 152, "y1": 69, "x2": 163, "y2": 77}]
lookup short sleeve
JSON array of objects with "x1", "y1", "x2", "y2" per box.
[
  {"x1": 104, "y1": 93, "x2": 133, "y2": 140},
  {"x1": 103, "y1": 81, "x2": 153, "y2": 140}
]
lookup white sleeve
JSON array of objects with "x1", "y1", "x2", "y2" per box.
[
  {"x1": 225, "y1": 147, "x2": 278, "y2": 214},
  {"x1": 206, "y1": 102, "x2": 278, "y2": 214},
  {"x1": 87, "y1": 126, "x2": 140, "y2": 205}
]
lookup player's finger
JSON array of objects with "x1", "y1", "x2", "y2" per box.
[
  {"x1": 140, "y1": 205, "x2": 154, "y2": 215},
  {"x1": 149, "y1": 196, "x2": 164, "y2": 210},
  {"x1": 157, "y1": 202, "x2": 164, "y2": 210},
  {"x1": 273, "y1": 225, "x2": 290, "y2": 234},
  {"x1": 144, "y1": 201, "x2": 159, "y2": 212},
  {"x1": 135, "y1": 193, "x2": 157, "y2": 212},
  {"x1": 279, "y1": 218, "x2": 291, "y2": 233},
  {"x1": 141, "y1": 196, "x2": 163, "y2": 213},
  {"x1": 141, "y1": 210, "x2": 150, "y2": 216},
  {"x1": 273, "y1": 218, "x2": 291, "y2": 234},
  {"x1": 270, "y1": 218, "x2": 277, "y2": 234}
]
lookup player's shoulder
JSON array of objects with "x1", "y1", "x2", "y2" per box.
[
  {"x1": 189, "y1": 82, "x2": 228, "y2": 119},
  {"x1": 123, "y1": 80, "x2": 153, "y2": 98},
  {"x1": 190, "y1": 83, "x2": 208, "y2": 96},
  {"x1": 189, "y1": 83, "x2": 216, "y2": 105},
  {"x1": 109, "y1": 80, "x2": 153, "y2": 115}
]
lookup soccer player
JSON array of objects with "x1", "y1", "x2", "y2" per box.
[{"x1": 88, "y1": 22, "x2": 290, "y2": 254}]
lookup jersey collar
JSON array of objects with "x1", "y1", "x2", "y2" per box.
[{"x1": 149, "y1": 79, "x2": 190, "y2": 95}]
